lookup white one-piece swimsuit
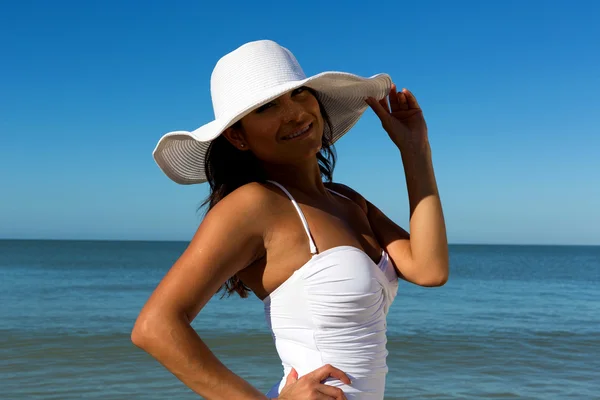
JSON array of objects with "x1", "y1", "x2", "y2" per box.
[{"x1": 264, "y1": 181, "x2": 399, "y2": 400}]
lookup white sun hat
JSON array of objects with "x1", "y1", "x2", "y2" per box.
[{"x1": 153, "y1": 39, "x2": 392, "y2": 184}]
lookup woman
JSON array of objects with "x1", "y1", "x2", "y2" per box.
[{"x1": 132, "y1": 40, "x2": 448, "y2": 400}]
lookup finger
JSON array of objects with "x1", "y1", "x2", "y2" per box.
[
  {"x1": 397, "y1": 91, "x2": 409, "y2": 110},
  {"x1": 378, "y1": 97, "x2": 390, "y2": 114},
  {"x1": 312, "y1": 392, "x2": 337, "y2": 400},
  {"x1": 309, "y1": 364, "x2": 351, "y2": 385},
  {"x1": 317, "y1": 384, "x2": 348, "y2": 400},
  {"x1": 403, "y1": 88, "x2": 420, "y2": 109},
  {"x1": 389, "y1": 84, "x2": 401, "y2": 112},
  {"x1": 365, "y1": 97, "x2": 391, "y2": 125},
  {"x1": 283, "y1": 368, "x2": 298, "y2": 387}
]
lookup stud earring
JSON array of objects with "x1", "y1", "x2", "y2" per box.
[{"x1": 240, "y1": 143, "x2": 245, "y2": 148}]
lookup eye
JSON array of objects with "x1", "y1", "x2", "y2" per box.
[
  {"x1": 292, "y1": 87, "x2": 309, "y2": 96},
  {"x1": 255, "y1": 101, "x2": 275, "y2": 113}
]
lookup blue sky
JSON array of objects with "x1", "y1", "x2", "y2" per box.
[{"x1": 1, "y1": 0, "x2": 599, "y2": 245}]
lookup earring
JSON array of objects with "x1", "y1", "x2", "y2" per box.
[{"x1": 240, "y1": 143, "x2": 245, "y2": 148}]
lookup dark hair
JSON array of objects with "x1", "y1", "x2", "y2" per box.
[{"x1": 201, "y1": 90, "x2": 336, "y2": 298}]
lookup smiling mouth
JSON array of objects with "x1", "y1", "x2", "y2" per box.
[{"x1": 281, "y1": 123, "x2": 313, "y2": 141}]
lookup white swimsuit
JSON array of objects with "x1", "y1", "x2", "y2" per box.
[{"x1": 264, "y1": 181, "x2": 399, "y2": 400}]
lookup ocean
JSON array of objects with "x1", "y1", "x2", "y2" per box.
[{"x1": 1, "y1": 240, "x2": 599, "y2": 399}]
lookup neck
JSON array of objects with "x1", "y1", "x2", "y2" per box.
[{"x1": 262, "y1": 158, "x2": 328, "y2": 197}]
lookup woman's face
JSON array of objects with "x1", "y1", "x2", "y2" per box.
[{"x1": 225, "y1": 87, "x2": 325, "y2": 166}]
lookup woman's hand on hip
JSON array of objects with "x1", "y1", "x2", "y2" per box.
[
  {"x1": 276, "y1": 364, "x2": 350, "y2": 400},
  {"x1": 366, "y1": 84, "x2": 429, "y2": 155}
]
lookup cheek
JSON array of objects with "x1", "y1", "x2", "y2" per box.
[
  {"x1": 308, "y1": 97, "x2": 324, "y2": 126},
  {"x1": 242, "y1": 117, "x2": 279, "y2": 145}
]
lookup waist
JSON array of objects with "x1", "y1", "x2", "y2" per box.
[
  {"x1": 274, "y1": 326, "x2": 390, "y2": 373},
  {"x1": 269, "y1": 367, "x2": 387, "y2": 400},
  {"x1": 272, "y1": 341, "x2": 389, "y2": 398}
]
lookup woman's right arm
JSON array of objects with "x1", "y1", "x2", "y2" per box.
[
  {"x1": 131, "y1": 183, "x2": 273, "y2": 399},
  {"x1": 131, "y1": 183, "x2": 349, "y2": 400}
]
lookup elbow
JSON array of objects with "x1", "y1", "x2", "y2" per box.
[
  {"x1": 131, "y1": 317, "x2": 149, "y2": 349},
  {"x1": 131, "y1": 313, "x2": 161, "y2": 350},
  {"x1": 131, "y1": 309, "x2": 189, "y2": 351},
  {"x1": 413, "y1": 261, "x2": 449, "y2": 287},
  {"x1": 425, "y1": 272, "x2": 449, "y2": 287},
  {"x1": 416, "y1": 274, "x2": 448, "y2": 287}
]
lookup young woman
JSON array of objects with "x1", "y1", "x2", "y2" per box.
[{"x1": 132, "y1": 40, "x2": 448, "y2": 400}]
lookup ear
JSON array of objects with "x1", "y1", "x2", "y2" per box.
[{"x1": 222, "y1": 125, "x2": 249, "y2": 151}]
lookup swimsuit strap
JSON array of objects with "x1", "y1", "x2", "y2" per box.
[
  {"x1": 326, "y1": 188, "x2": 352, "y2": 201},
  {"x1": 267, "y1": 180, "x2": 318, "y2": 255}
]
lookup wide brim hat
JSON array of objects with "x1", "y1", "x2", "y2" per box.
[{"x1": 153, "y1": 40, "x2": 392, "y2": 184}]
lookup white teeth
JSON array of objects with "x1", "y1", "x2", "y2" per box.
[{"x1": 284, "y1": 124, "x2": 311, "y2": 140}]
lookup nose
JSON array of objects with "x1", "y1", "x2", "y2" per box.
[{"x1": 279, "y1": 97, "x2": 307, "y2": 124}]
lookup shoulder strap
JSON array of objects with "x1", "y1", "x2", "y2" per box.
[
  {"x1": 326, "y1": 188, "x2": 352, "y2": 202},
  {"x1": 267, "y1": 180, "x2": 318, "y2": 255}
]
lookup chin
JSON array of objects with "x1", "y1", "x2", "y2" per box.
[{"x1": 308, "y1": 134, "x2": 324, "y2": 155}]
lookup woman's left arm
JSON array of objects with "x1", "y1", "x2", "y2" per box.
[{"x1": 364, "y1": 85, "x2": 449, "y2": 287}]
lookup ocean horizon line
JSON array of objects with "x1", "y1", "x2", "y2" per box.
[{"x1": 0, "y1": 237, "x2": 597, "y2": 247}]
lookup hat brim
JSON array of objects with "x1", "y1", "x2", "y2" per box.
[{"x1": 153, "y1": 72, "x2": 392, "y2": 184}]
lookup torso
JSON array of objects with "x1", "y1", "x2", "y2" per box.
[
  {"x1": 237, "y1": 180, "x2": 399, "y2": 399},
  {"x1": 237, "y1": 181, "x2": 383, "y2": 300}
]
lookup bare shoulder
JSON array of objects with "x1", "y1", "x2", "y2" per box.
[
  {"x1": 196, "y1": 181, "x2": 286, "y2": 251},
  {"x1": 182, "y1": 181, "x2": 283, "y2": 270},
  {"x1": 205, "y1": 181, "x2": 278, "y2": 224},
  {"x1": 139, "y1": 182, "x2": 280, "y2": 322},
  {"x1": 325, "y1": 181, "x2": 368, "y2": 213}
]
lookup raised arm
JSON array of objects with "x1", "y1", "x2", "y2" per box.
[
  {"x1": 131, "y1": 183, "x2": 270, "y2": 400},
  {"x1": 364, "y1": 160, "x2": 448, "y2": 287},
  {"x1": 361, "y1": 86, "x2": 449, "y2": 286}
]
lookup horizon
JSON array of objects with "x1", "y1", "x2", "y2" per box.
[{"x1": 1, "y1": 238, "x2": 597, "y2": 247}]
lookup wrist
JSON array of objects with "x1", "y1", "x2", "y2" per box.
[
  {"x1": 398, "y1": 135, "x2": 431, "y2": 157},
  {"x1": 399, "y1": 144, "x2": 438, "y2": 197},
  {"x1": 400, "y1": 144, "x2": 432, "y2": 172}
]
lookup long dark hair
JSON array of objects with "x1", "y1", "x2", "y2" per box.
[{"x1": 201, "y1": 90, "x2": 336, "y2": 298}]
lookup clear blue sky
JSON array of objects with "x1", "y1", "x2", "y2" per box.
[{"x1": 1, "y1": 0, "x2": 599, "y2": 245}]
